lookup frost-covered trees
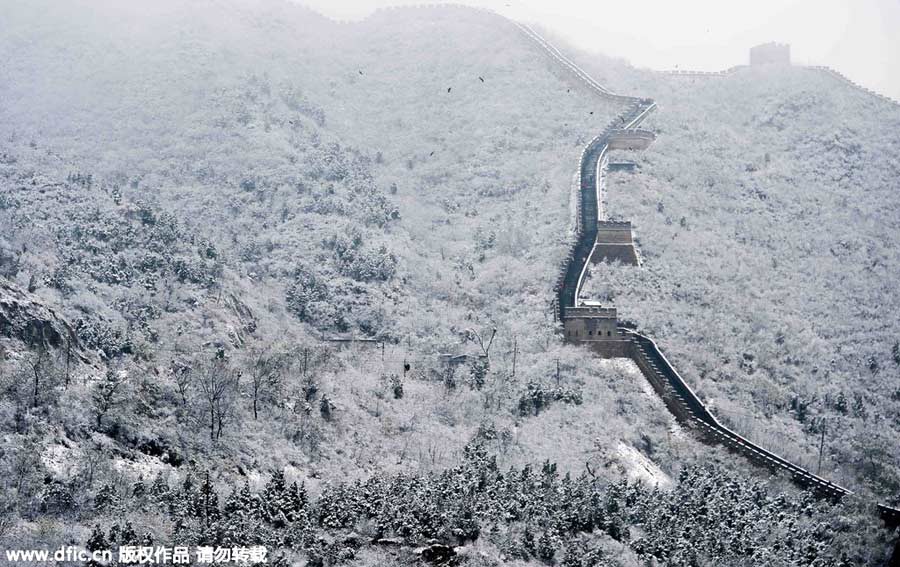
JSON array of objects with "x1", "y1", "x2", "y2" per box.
[
  {"x1": 285, "y1": 265, "x2": 335, "y2": 328},
  {"x1": 91, "y1": 368, "x2": 128, "y2": 429},
  {"x1": 323, "y1": 230, "x2": 397, "y2": 283},
  {"x1": 87, "y1": 459, "x2": 885, "y2": 566},
  {"x1": 517, "y1": 381, "x2": 584, "y2": 417}
]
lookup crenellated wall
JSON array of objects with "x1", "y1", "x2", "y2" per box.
[
  {"x1": 657, "y1": 60, "x2": 899, "y2": 107},
  {"x1": 804, "y1": 65, "x2": 900, "y2": 107},
  {"x1": 658, "y1": 65, "x2": 747, "y2": 77}
]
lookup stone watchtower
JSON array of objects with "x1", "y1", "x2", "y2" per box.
[
  {"x1": 562, "y1": 302, "x2": 633, "y2": 357},
  {"x1": 750, "y1": 43, "x2": 790, "y2": 66},
  {"x1": 590, "y1": 221, "x2": 639, "y2": 265}
]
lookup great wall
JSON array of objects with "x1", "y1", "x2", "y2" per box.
[
  {"x1": 4, "y1": 2, "x2": 898, "y2": 560},
  {"x1": 659, "y1": 64, "x2": 900, "y2": 107},
  {"x1": 512, "y1": 20, "x2": 900, "y2": 536},
  {"x1": 304, "y1": 2, "x2": 900, "y2": 556}
]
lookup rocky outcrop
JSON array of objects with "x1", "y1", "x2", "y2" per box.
[{"x1": 0, "y1": 279, "x2": 85, "y2": 359}]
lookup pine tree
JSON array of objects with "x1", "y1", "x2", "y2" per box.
[
  {"x1": 265, "y1": 470, "x2": 287, "y2": 502},
  {"x1": 238, "y1": 482, "x2": 258, "y2": 515},
  {"x1": 199, "y1": 472, "x2": 220, "y2": 528},
  {"x1": 263, "y1": 469, "x2": 291, "y2": 524},
  {"x1": 220, "y1": 483, "x2": 255, "y2": 546},
  {"x1": 85, "y1": 525, "x2": 108, "y2": 567},
  {"x1": 285, "y1": 481, "x2": 309, "y2": 522},
  {"x1": 562, "y1": 540, "x2": 587, "y2": 567},
  {"x1": 223, "y1": 486, "x2": 242, "y2": 518},
  {"x1": 149, "y1": 473, "x2": 171, "y2": 509},
  {"x1": 537, "y1": 530, "x2": 557, "y2": 564},
  {"x1": 523, "y1": 526, "x2": 536, "y2": 557},
  {"x1": 86, "y1": 525, "x2": 107, "y2": 551},
  {"x1": 468, "y1": 358, "x2": 488, "y2": 390},
  {"x1": 121, "y1": 521, "x2": 138, "y2": 545},
  {"x1": 94, "y1": 483, "x2": 119, "y2": 512}
]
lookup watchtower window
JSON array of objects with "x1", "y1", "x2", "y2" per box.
[{"x1": 607, "y1": 330, "x2": 612, "y2": 336}]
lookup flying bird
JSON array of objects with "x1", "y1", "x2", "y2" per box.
[
  {"x1": 429, "y1": 151, "x2": 435, "y2": 156},
  {"x1": 447, "y1": 87, "x2": 452, "y2": 93},
  {"x1": 478, "y1": 76, "x2": 484, "y2": 82},
  {"x1": 358, "y1": 70, "x2": 363, "y2": 75},
  {"x1": 589, "y1": 111, "x2": 594, "y2": 115}
]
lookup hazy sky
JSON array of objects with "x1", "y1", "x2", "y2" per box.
[{"x1": 297, "y1": 0, "x2": 900, "y2": 100}]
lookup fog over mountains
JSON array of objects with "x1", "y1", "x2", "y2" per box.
[{"x1": 1, "y1": 1, "x2": 898, "y2": 565}]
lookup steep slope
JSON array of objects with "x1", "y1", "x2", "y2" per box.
[{"x1": 0, "y1": 1, "x2": 702, "y2": 559}]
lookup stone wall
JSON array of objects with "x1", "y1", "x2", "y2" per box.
[
  {"x1": 563, "y1": 306, "x2": 618, "y2": 338},
  {"x1": 805, "y1": 66, "x2": 900, "y2": 107},
  {"x1": 591, "y1": 221, "x2": 639, "y2": 265},
  {"x1": 607, "y1": 129, "x2": 656, "y2": 151},
  {"x1": 562, "y1": 307, "x2": 633, "y2": 356},
  {"x1": 658, "y1": 66, "x2": 747, "y2": 77}
]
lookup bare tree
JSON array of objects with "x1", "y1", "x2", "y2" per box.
[
  {"x1": 465, "y1": 327, "x2": 497, "y2": 359},
  {"x1": 60, "y1": 337, "x2": 74, "y2": 389},
  {"x1": 196, "y1": 358, "x2": 240, "y2": 442},
  {"x1": 171, "y1": 360, "x2": 192, "y2": 407},
  {"x1": 1, "y1": 359, "x2": 29, "y2": 433},
  {"x1": 10, "y1": 436, "x2": 43, "y2": 509},
  {"x1": 245, "y1": 346, "x2": 284, "y2": 420},
  {"x1": 25, "y1": 344, "x2": 52, "y2": 407}
]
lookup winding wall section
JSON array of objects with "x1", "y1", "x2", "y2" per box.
[
  {"x1": 516, "y1": 23, "x2": 900, "y2": 532},
  {"x1": 516, "y1": 21, "x2": 658, "y2": 319}
]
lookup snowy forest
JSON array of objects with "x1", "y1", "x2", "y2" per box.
[{"x1": 0, "y1": 0, "x2": 898, "y2": 565}]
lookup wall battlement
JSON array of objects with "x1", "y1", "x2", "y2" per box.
[
  {"x1": 659, "y1": 65, "x2": 747, "y2": 77},
  {"x1": 565, "y1": 305, "x2": 617, "y2": 318}
]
